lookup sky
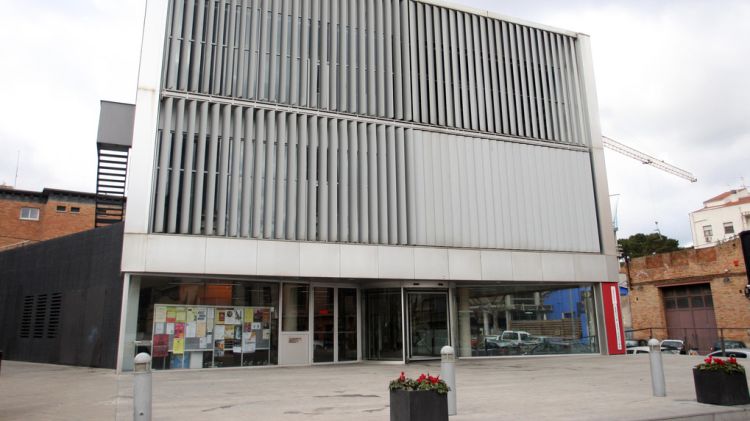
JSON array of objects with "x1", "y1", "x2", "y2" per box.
[{"x1": 0, "y1": 0, "x2": 748, "y2": 247}]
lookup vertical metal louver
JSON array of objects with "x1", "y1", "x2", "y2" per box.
[
  {"x1": 19, "y1": 295, "x2": 33, "y2": 338},
  {"x1": 33, "y1": 294, "x2": 48, "y2": 339},
  {"x1": 47, "y1": 293, "x2": 62, "y2": 339}
]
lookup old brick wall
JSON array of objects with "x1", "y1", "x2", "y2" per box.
[{"x1": 627, "y1": 239, "x2": 750, "y2": 343}]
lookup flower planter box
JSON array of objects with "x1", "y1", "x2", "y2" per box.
[
  {"x1": 693, "y1": 368, "x2": 750, "y2": 406},
  {"x1": 390, "y1": 389, "x2": 448, "y2": 421}
]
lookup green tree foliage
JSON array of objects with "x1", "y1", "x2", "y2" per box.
[{"x1": 618, "y1": 233, "x2": 680, "y2": 258}]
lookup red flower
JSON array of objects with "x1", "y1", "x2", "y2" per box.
[
  {"x1": 417, "y1": 374, "x2": 427, "y2": 384},
  {"x1": 704, "y1": 357, "x2": 712, "y2": 364},
  {"x1": 729, "y1": 357, "x2": 738, "y2": 364},
  {"x1": 717, "y1": 359, "x2": 726, "y2": 365}
]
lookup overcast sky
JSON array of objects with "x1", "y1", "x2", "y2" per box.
[{"x1": 0, "y1": 0, "x2": 747, "y2": 247}]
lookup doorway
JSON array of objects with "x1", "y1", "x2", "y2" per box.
[
  {"x1": 312, "y1": 286, "x2": 358, "y2": 363},
  {"x1": 406, "y1": 290, "x2": 450, "y2": 360}
]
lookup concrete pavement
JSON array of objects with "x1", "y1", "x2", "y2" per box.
[{"x1": 1, "y1": 354, "x2": 749, "y2": 420}]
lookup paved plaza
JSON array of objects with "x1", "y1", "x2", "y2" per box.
[{"x1": 1, "y1": 354, "x2": 749, "y2": 420}]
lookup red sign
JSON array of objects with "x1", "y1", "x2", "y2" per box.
[
  {"x1": 152, "y1": 334, "x2": 170, "y2": 358},
  {"x1": 319, "y1": 309, "x2": 330, "y2": 316},
  {"x1": 601, "y1": 282, "x2": 625, "y2": 355}
]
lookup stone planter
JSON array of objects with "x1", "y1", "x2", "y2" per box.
[
  {"x1": 390, "y1": 389, "x2": 448, "y2": 421},
  {"x1": 693, "y1": 368, "x2": 750, "y2": 405}
]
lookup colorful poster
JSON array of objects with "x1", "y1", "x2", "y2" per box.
[
  {"x1": 166, "y1": 323, "x2": 175, "y2": 335},
  {"x1": 186, "y1": 322, "x2": 197, "y2": 338},
  {"x1": 234, "y1": 325, "x2": 242, "y2": 340},
  {"x1": 166, "y1": 307, "x2": 176, "y2": 323},
  {"x1": 186, "y1": 307, "x2": 196, "y2": 322},
  {"x1": 225, "y1": 326, "x2": 236, "y2": 339},
  {"x1": 173, "y1": 338, "x2": 185, "y2": 354},
  {"x1": 154, "y1": 306, "x2": 167, "y2": 323},
  {"x1": 153, "y1": 322, "x2": 166, "y2": 335},
  {"x1": 196, "y1": 308, "x2": 207, "y2": 321},
  {"x1": 214, "y1": 325, "x2": 225, "y2": 339},
  {"x1": 175, "y1": 308, "x2": 186, "y2": 323},
  {"x1": 225, "y1": 309, "x2": 241, "y2": 325},
  {"x1": 254, "y1": 308, "x2": 263, "y2": 323},
  {"x1": 243, "y1": 322, "x2": 253, "y2": 333},
  {"x1": 214, "y1": 339, "x2": 225, "y2": 357},
  {"x1": 152, "y1": 334, "x2": 170, "y2": 357},
  {"x1": 244, "y1": 307, "x2": 254, "y2": 322},
  {"x1": 196, "y1": 321, "x2": 206, "y2": 337},
  {"x1": 242, "y1": 331, "x2": 257, "y2": 353},
  {"x1": 174, "y1": 323, "x2": 185, "y2": 338},
  {"x1": 216, "y1": 310, "x2": 226, "y2": 324}
]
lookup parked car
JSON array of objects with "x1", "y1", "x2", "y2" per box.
[
  {"x1": 625, "y1": 339, "x2": 649, "y2": 349},
  {"x1": 706, "y1": 348, "x2": 750, "y2": 359},
  {"x1": 660, "y1": 339, "x2": 686, "y2": 355},
  {"x1": 710, "y1": 340, "x2": 748, "y2": 353},
  {"x1": 626, "y1": 346, "x2": 651, "y2": 355},
  {"x1": 500, "y1": 330, "x2": 531, "y2": 343}
]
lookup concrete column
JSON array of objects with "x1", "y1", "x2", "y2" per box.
[
  {"x1": 482, "y1": 311, "x2": 490, "y2": 337},
  {"x1": 457, "y1": 288, "x2": 472, "y2": 357},
  {"x1": 283, "y1": 285, "x2": 298, "y2": 331},
  {"x1": 116, "y1": 274, "x2": 141, "y2": 373}
]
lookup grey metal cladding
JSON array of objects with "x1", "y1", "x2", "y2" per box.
[{"x1": 154, "y1": 0, "x2": 600, "y2": 252}]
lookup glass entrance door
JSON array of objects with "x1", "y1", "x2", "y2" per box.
[
  {"x1": 312, "y1": 287, "x2": 358, "y2": 363},
  {"x1": 407, "y1": 291, "x2": 449, "y2": 359}
]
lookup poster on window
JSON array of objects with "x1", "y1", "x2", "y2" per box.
[{"x1": 153, "y1": 334, "x2": 169, "y2": 357}]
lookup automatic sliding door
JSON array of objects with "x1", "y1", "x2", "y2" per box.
[
  {"x1": 313, "y1": 287, "x2": 334, "y2": 363},
  {"x1": 338, "y1": 288, "x2": 357, "y2": 361},
  {"x1": 408, "y1": 291, "x2": 449, "y2": 359}
]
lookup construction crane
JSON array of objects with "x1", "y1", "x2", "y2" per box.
[{"x1": 602, "y1": 136, "x2": 697, "y2": 182}]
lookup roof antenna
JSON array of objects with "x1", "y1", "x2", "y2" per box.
[{"x1": 13, "y1": 150, "x2": 20, "y2": 187}]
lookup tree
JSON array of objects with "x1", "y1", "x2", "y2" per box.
[{"x1": 618, "y1": 233, "x2": 680, "y2": 258}]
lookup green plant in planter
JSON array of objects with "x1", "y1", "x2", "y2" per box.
[
  {"x1": 389, "y1": 372, "x2": 450, "y2": 394},
  {"x1": 693, "y1": 356, "x2": 750, "y2": 405}
]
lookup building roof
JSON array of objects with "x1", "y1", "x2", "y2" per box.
[
  {"x1": 703, "y1": 189, "x2": 738, "y2": 204},
  {"x1": 0, "y1": 187, "x2": 99, "y2": 203}
]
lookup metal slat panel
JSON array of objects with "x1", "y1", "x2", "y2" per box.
[
  {"x1": 268, "y1": 0, "x2": 281, "y2": 101},
  {"x1": 404, "y1": 128, "x2": 416, "y2": 244},
  {"x1": 487, "y1": 20, "x2": 501, "y2": 133},
  {"x1": 309, "y1": 0, "x2": 320, "y2": 107},
  {"x1": 296, "y1": 115, "x2": 308, "y2": 239},
  {"x1": 377, "y1": 125, "x2": 388, "y2": 242},
  {"x1": 167, "y1": 98, "x2": 185, "y2": 233},
  {"x1": 472, "y1": 15, "x2": 487, "y2": 132},
  {"x1": 487, "y1": 139, "x2": 502, "y2": 247},
  {"x1": 472, "y1": 138, "x2": 486, "y2": 247},
  {"x1": 240, "y1": 107, "x2": 255, "y2": 237},
  {"x1": 224, "y1": 0, "x2": 237, "y2": 95},
  {"x1": 522, "y1": 26, "x2": 537, "y2": 139},
  {"x1": 251, "y1": 109, "x2": 266, "y2": 237},
  {"x1": 396, "y1": 127, "x2": 407, "y2": 244},
  {"x1": 456, "y1": 134, "x2": 470, "y2": 246},
  {"x1": 516, "y1": 25, "x2": 531, "y2": 138},
  {"x1": 263, "y1": 110, "x2": 276, "y2": 238},
  {"x1": 358, "y1": 0, "x2": 367, "y2": 114},
  {"x1": 501, "y1": 21, "x2": 516, "y2": 135},
  {"x1": 190, "y1": 0, "x2": 206, "y2": 92},
  {"x1": 257, "y1": 0, "x2": 271, "y2": 100},
  {"x1": 279, "y1": 0, "x2": 292, "y2": 103},
  {"x1": 564, "y1": 37, "x2": 582, "y2": 144},
  {"x1": 192, "y1": 101, "x2": 209, "y2": 234},
  {"x1": 408, "y1": 1, "x2": 419, "y2": 121},
  {"x1": 568, "y1": 39, "x2": 587, "y2": 145},
  {"x1": 537, "y1": 29, "x2": 553, "y2": 140},
  {"x1": 328, "y1": 0, "x2": 338, "y2": 110},
  {"x1": 349, "y1": 121, "x2": 359, "y2": 242},
  {"x1": 212, "y1": 0, "x2": 227, "y2": 95},
  {"x1": 413, "y1": 130, "x2": 426, "y2": 245},
  {"x1": 375, "y1": 0, "x2": 385, "y2": 117},
  {"x1": 180, "y1": 101, "x2": 197, "y2": 233},
  {"x1": 274, "y1": 112, "x2": 287, "y2": 239},
  {"x1": 319, "y1": 0, "x2": 330, "y2": 109},
  {"x1": 216, "y1": 104, "x2": 232, "y2": 236},
  {"x1": 530, "y1": 28, "x2": 545, "y2": 140},
  {"x1": 235, "y1": 0, "x2": 249, "y2": 97},
  {"x1": 201, "y1": 0, "x2": 216, "y2": 92},
  {"x1": 386, "y1": 126, "x2": 397, "y2": 244},
  {"x1": 339, "y1": 119, "x2": 350, "y2": 242},
  {"x1": 367, "y1": 123, "x2": 378, "y2": 243},
  {"x1": 479, "y1": 17, "x2": 493, "y2": 132},
  {"x1": 205, "y1": 103, "x2": 221, "y2": 235},
  {"x1": 358, "y1": 122, "x2": 369, "y2": 242},
  {"x1": 507, "y1": 23, "x2": 522, "y2": 136},
  {"x1": 286, "y1": 113, "x2": 298, "y2": 239},
  {"x1": 447, "y1": 134, "x2": 461, "y2": 246},
  {"x1": 456, "y1": 13, "x2": 470, "y2": 129},
  {"x1": 340, "y1": 0, "x2": 349, "y2": 112},
  {"x1": 247, "y1": 0, "x2": 261, "y2": 98},
  {"x1": 154, "y1": 97, "x2": 174, "y2": 233},
  {"x1": 318, "y1": 117, "x2": 329, "y2": 241},
  {"x1": 432, "y1": 6, "x2": 446, "y2": 126},
  {"x1": 328, "y1": 118, "x2": 338, "y2": 241},
  {"x1": 543, "y1": 32, "x2": 559, "y2": 141},
  {"x1": 432, "y1": 134, "x2": 446, "y2": 245},
  {"x1": 415, "y1": 3, "x2": 428, "y2": 122},
  {"x1": 496, "y1": 141, "x2": 510, "y2": 247},
  {"x1": 465, "y1": 14, "x2": 479, "y2": 131},
  {"x1": 400, "y1": 0, "x2": 412, "y2": 121},
  {"x1": 560, "y1": 36, "x2": 576, "y2": 143},
  {"x1": 440, "y1": 8, "x2": 453, "y2": 127},
  {"x1": 348, "y1": 1, "x2": 358, "y2": 112},
  {"x1": 383, "y1": 0, "x2": 394, "y2": 118},
  {"x1": 550, "y1": 34, "x2": 566, "y2": 142},
  {"x1": 166, "y1": 0, "x2": 184, "y2": 90},
  {"x1": 424, "y1": 5, "x2": 437, "y2": 125},
  {"x1": 392, "y1": 0, "x2": 403, "y2": 120},
  {"x1": 481, "y1": 138, "x2": 495, "y2": 247},
  {"x1": 299, "y1": 0, "x2": 311, "y2": 106},
  {"x1": 289, "y1": 0, "x2": 301, "y2": 104},
  {"x1": 228, "y1": 105, "x2": 243, "y2": 236},
  {"x1": 494, "y1": 21, "x2": 509, "y2": 134},
  {"x1": 367, "y1": 0, "x2": 376, "y2": 115},
  {"x1": 448, "y1": 10, "x2": 462, "y2": 128},
  {"x1": 307, "y1": 116, "x2": 319, "y2": 240}
]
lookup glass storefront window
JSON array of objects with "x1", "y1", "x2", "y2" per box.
[
  {"x1": 456, "y1": 283, "x2": 598, "y2": 357},
  {"x1": 282, "y1": 283, "x2": 309, "y2": 332},
  {"x1": 338, "y1": 288, "x2": 358, "y2": 361},
  {"x1": 137, "y1": 276, "x2": 279, "y2": 370},
  {"x1": 313, "y1": 287, "x2": 334, "y2": 362},
  {"x1": 364, "y1": 288, "x2": 403, "y2": 360}
]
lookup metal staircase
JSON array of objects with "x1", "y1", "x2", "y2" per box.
[{"x1": 95, "y1": 144, "x2": 129, "y2": 227}]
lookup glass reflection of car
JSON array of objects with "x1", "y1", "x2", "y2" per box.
[
  {"x1": 625, "y1": 339, "x2": 648, "y2": 349},
  {"x1": 660, "y1": 339, "x2": 686, "y2": 355},
  {"x1": 706, "y1": 349, "x2": 750, "y2": 359},
  {"x1": 710, "y1": 340, "x2": 748, "y2": 353}
]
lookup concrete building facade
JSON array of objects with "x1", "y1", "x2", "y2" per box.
[
  {"x1": 117, "y1": 0, "x2": 622, "y2": 371},
  {"x1": 0, "y1": 187, "x2": 97, "y2": 251}
]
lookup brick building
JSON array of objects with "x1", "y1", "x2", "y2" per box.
[
  {"x1": 627, "y1": 238, "x2": 750, "y2": 352},
  {"x1": 0, "y1": 187, "x2": 98, "y2": 250}
]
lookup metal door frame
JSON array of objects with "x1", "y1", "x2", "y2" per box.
[{"x1": 404, "y1": 289, "x2": 451, "y2": 361}]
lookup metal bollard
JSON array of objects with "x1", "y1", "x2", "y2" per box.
[
  {"x1": 648, "y1": 338, "x2": 666, "y2": 397},
  {"x1": 440, "y1": 345, "x2": 457, "y2": 416},
  {"x1": 133, "y1": 353, "x2": 152, "y2": 421}
]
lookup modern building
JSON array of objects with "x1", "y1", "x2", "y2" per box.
[
  {"x1": 116, "y1": 0, "x2": 623, "y2": 371},
  {"x1": 689, "y1": 187, "x2": 750, "y2": 249},
  {"x1": 0, "y1": 187, "x2": 98, "y2": 251},
  {"x1": 627, "y1": 236, "x2": 750, "y2": 353}
]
